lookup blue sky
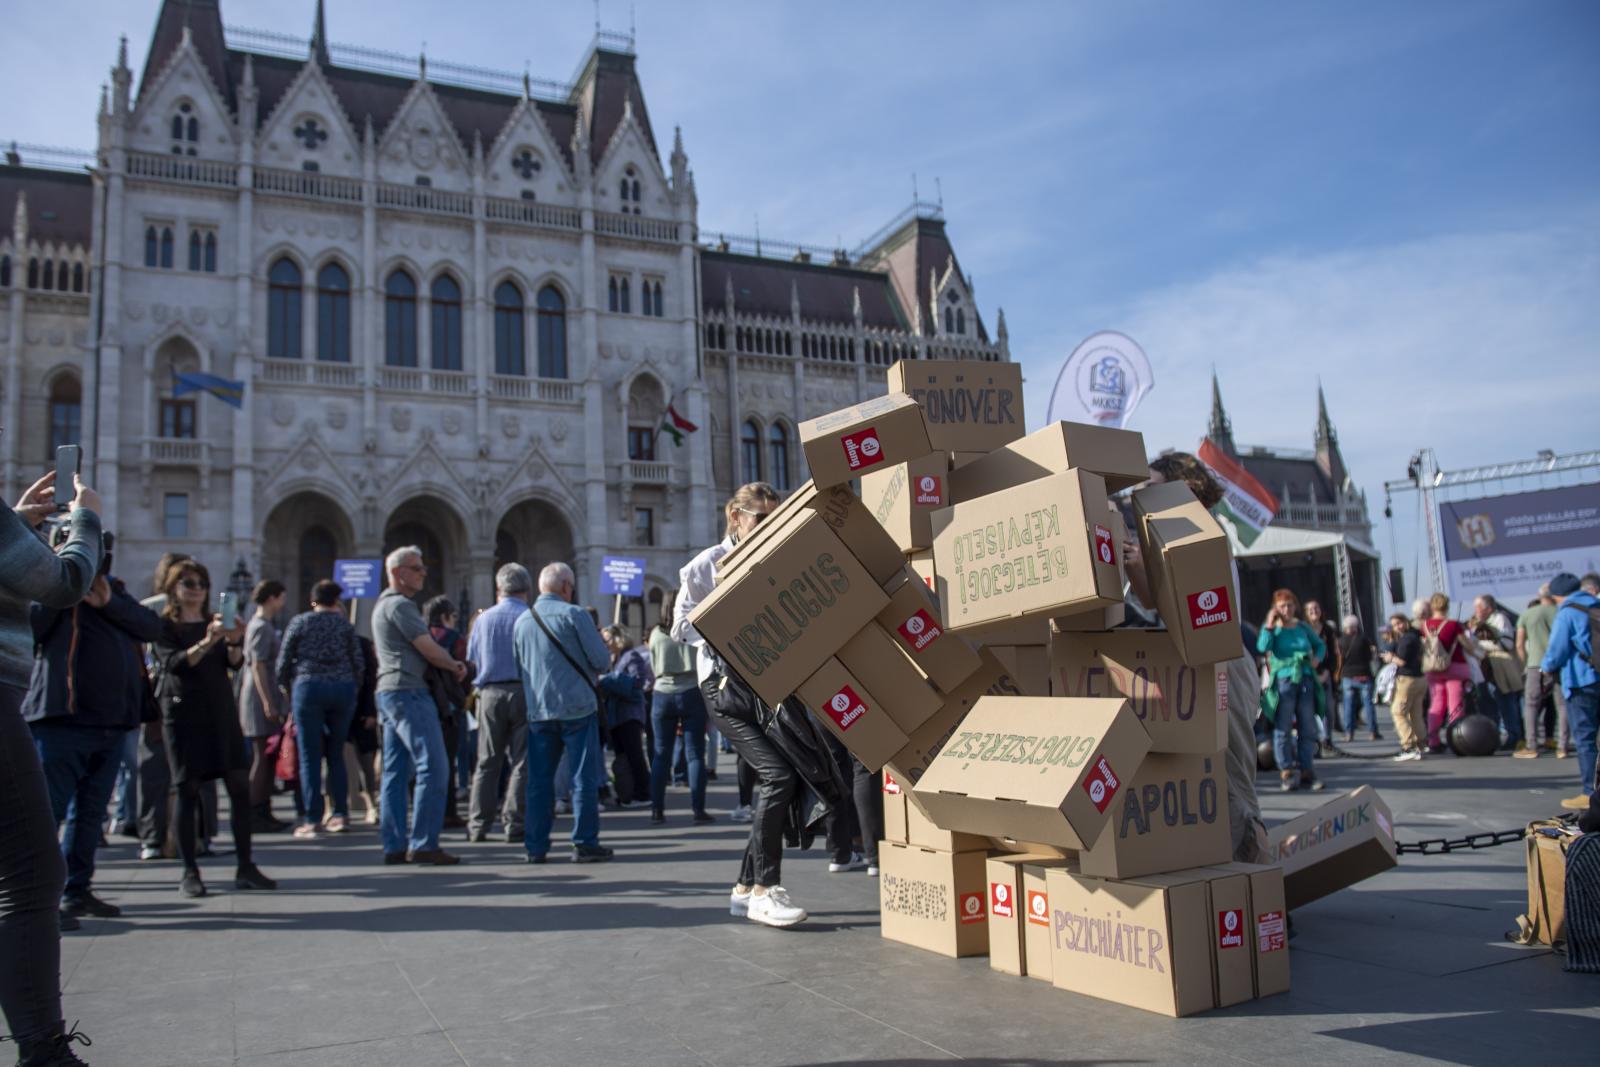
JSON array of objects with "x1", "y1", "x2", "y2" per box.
[{"x1": 5, "y1": 1, "x2": 1598, "y2": 604}]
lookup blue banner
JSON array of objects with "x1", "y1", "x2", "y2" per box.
[{"x1": 598, "y1": 556, "x2": 647, "y2": 597}]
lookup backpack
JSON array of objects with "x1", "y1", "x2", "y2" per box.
[
  {"x1": 1558, "y1": 601, "x2": 1600, "y2": 670},
  {"x1": 1420, "y1": 622, "x2": 1457, "y2": 674}
]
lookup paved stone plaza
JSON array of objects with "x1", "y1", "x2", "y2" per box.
[{"x1": 59, "y1": 744, "x2": 1597, "y2": 1066}]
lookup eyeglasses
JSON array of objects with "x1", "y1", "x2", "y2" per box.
[
  {"x1": 398, "y1": 563, "x2": 427, "y2": 573},
  {"x1": 737, "y1": 507, "x2": 773, "y2": 525},
  {"x1": 179, "y1": 579, "x2": 208, "y2": 591}
]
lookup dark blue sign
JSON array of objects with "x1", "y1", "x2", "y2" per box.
[
  {"x1": 333, "y1": 559, "x2": 384, "y2": 599},
  {"x1": 598, "y1": 556, "x2": 647, "y2": 597}
]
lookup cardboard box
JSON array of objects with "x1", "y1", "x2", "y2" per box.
[
  {"x1": 797, "y1": 658, "x2": 910, "y2": 772},
  {"x1": 1080, "y1": 752, "x2": 1231, "y2": 879},
  {"x1": 1052, "y1": 502, "x2": 1130, "y2": 631},
  {"x1": 989, "y1": 644, "x2": 1051, "y2": 697},
  {"x1": 908, "y1": 550, "x2": 936, "y2": 591},
  {"x1": 952, "y1": 451, "x2": 987, "y2": 470},
  {"x1": 876, "y1": 571, "x2": 983, "y2": 694},
  {"x1": 910, "y1": 695, "x2": 1151, "y2": 851},
  {"x1": 987, "y1": 852, "x2": 1057, "y2": 976},
  {"x1": 1049, "y1": 631, "x2": 1230, "y2": 754},
  {"x1": 883, "y1": 649, "x2": 1022, "y2": 790},
  {"x1": 1132, "y1": 482, "x2": 1242, "y2": 667},
  {"x1": 888, "y1": 359, "x2": 1025, "y2": 454},
  {"x1": 1046, "y1": 866, "x2": 1215, "y2": 1018},
  {"x1": 1203, "y1": 869, "x2": 1254, "y2": 1008},
  {"x1": 690, "y1": 511, "x2": 889, "y2": 707},
  {"x1": 1268, "y1": 785, "x2": 1398, "y2": 909},
  {"x1": 799, "y1": 393, "x2": 932, "y2": 490},
  {"x1": 949, "y1": 420, "x2": 1150, "y2": 500},
  {"x1": 931, "y1": 469, "x2": 1123, "y2": 633},
  {"x1": 879, "y1": 842, "x2": 990, "y2": 958},
  {"x1": 860, "y1": 452, "x2": 952, "y2": 553},
  {"x1": 882, "y1": 770, "x2": 908, "y2": 844},
  {"x1": 906, "y1": 791, "x2": 989, "y2": 853},
  {"x1": 717, "y1": 480, "x2": 905, "y2": 587},
  {"x1": 1204, "y1": 862, "x2": 1290, "y2": 999},
  {"x1": 962, "y1": 615, "x2": 1054, "y2": 647},
  {"x1": 838, "y1": 622, "x2": 943, "y2": 734},
  {"x1": 1022, "y1": 858, "x2": 1076, "y2": 982}
]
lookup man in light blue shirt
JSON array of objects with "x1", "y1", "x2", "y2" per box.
[
  {"x1": 1542, "y1": 572, "x2": 1600, "y2": 813},
  {"x1": 465, "y1": 564, "x2": 531, "y2": 844},
  {"x1": 513, "y1": 562, "x2": 614, "y2": 863}
]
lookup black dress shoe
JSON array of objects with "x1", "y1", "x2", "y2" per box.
[
  {"x1": 61, "y1": 891, "x2": 121, "y2": 918},
  {"x1": 383, "y1": 852, "x2": 408, "y2": 865},
  {"x1": 525, "y1": 853, "x2": 546, "y2": 864},
  {"x1": 650, "y1": 810, "x2": 666, "y2": 825},
  {"x1": 235, "y1": 865, "x2": 278, "y2": 891},
  {"x1": 692, "y1": 811, "x2": 716, "y2": 824},
  {"x1": 572, "y1": 844, "x2": 614, "y2": 863},
  {"x1": 180, "y1": 871, "x2": 206, "y2": 898},
  {"x1": 58, "y1": 911, "x2": 81, "y2": 932}
]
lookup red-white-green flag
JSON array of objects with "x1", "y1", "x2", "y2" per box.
[
  {"x1": 658, "y1": 403, "x2": 699, "y2": 448},
  {"x1": 1198, "y1": 438, "x2": 1279, "y2": 547}
]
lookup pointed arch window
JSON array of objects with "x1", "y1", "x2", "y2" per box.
[
  {"x1": 0, "y1": 255, "x2": 10, "y2": 288},
  {"x1": 619, "y1": 277, "x2": 630, "y2": 314},
  {"x1": 39, "y1": 261, "x2": 53, "y2": 290},
  {"x1": 536, "y1": 285, "x2": 567, "y2": 379},
  {"x1": 72, "y1": 262, "x2": 84, "y2": 292},
  {"x1": 956, "y1": 309, "x2": 965, "y2": 335},
  {"x1": 608, "y1": 276, "x2": 619, "y2": 313},
  {"x1": 943, "y1": 307, "x2": 954, "y2": 334},
  {"x1": 430, "y1": 274, "x2": 462, "y2": 371},
  {"x1": 316, "y1": 261, "x2": 351, "y2": 363},
  {"x1": 171, "y1": 102, "x2": 198, "y2": 156},
  {"x1": 188, "y1": 231, "x2": 202, "y2": 271},
  {"x1": 768, "y1": 422, "x2": 791, "y2": 492},
  {"x1": 740, "y1": 420, "x2": 762, "y2": 484},
  {"x1": 384, "y1": 269, "x2": 418, "y2": 367},
  {"x1": 144, "y1": 227, "x2": 158, "y2": 267},
  {"x1": 267, "y1": 257, "x2": 303, "y2": 359},
  {"x1": 26, "y1": 258, "x2": 37, "y2": 288},
  {"x1": 494, "y1": 280, "x2": 526, "y2": 375},
  {"x1": 203, "y1": 232, "x2": 216, "y2": 273},
  {"x1": 159, "y1": 227, "x2": 174, "y2": 269},
  {"x1": 48, "y1": 374, "x2": 82, "y2": 456}
]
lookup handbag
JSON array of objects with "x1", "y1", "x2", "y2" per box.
[
  {"x1": 529, "y1": 606, "x2": 608, "y2": 734},
  {"x1": 274, "y1": 717, "x2": 299, "y2": 782}
]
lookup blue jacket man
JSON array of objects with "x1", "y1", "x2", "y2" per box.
[
  {"x1": 1541, "y1": 573, "x2": 1599, "y2": 811},
  {"x1": 513, "y1": 561, "x2": 614, "y2": 864}
]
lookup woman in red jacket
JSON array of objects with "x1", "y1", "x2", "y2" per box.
[{"x1": 1420, "y1": 593, "x2": 1480, "y2": 753}]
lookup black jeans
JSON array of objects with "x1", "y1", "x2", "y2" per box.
[
  {"x1": 175, "y1": 769, "x2": 252, "y2": 875},
  {"x1": 711, "y1": 707, "x2": 797, "y2": 888},
  {"x1": 0, "y1": 683, "x2": 66, "y2": 1045},
  {"x1": 737, "y1": 756, "x2": 756, "y2": 808},
  {"x1": 609, "y1": 720, "x2": 651, "y2": 805},
  {"x1": 823, "y1": 738, "x2": 882, "y2": 865},
  {"x1": 138, "y1": 728, "x2": 171, "y2": 849}
]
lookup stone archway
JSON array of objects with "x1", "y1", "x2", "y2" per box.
[
  {"x1": 382, "y1": 494, "x2": 471, "y2": 609},
  {"x1": 494, "y1": 498, "x2": 576, "y2": 585},
  {"x1": 260, "y1": 490, "x2": 356, "y2": 613}
]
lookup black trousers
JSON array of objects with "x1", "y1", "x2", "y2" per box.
[
  {"x1": 711, "y1": 707, "x2": 797, "y2": 888},
  {"x1": 175, "y1": 769, "x2": 252, "y2": 875},
  {"x1": 137, "y1": 729, "x2": 171, "y2": 849},
  {"x1": 823, "y1": 737, "x2": 882, "y2": 864},
  {"x1": 737, "y1": 755, "x2": 756, "y2": 808},
  {"x1": 609, "y1": 720, "x2": 651, "y2": 804}
]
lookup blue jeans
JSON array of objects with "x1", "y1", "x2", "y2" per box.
[
  {"x1": 111, "y1": 728, "x2": 138, "y2": 827},
  {"x1": 525, "y1": 713, "x2": 601, "y2": 857},
  {"x1": 31, "y1": 723, "x2": 127, "y2": 896},
  {"x1": 1494, "y1": 689, "x2": 1524, "y2": 746},
  {"x1": 293, "y1": 678, "x2": 357, "y2": 826},
  {"x1": 651, "y1": 688, "x2": 708, "y2": 814},
  {"x1": 1568, "y1": 683, "x2": 1600, "y2": 798},
  {"x1": 376, "y1": 688, "x2": 448, "y2": 855},
  {"x1": 1273, "y1": 677, "x2": 1319, "y2": 775},
  {"x1": 1341, "y1": 678, "x2": 1377, "y2": 735}
]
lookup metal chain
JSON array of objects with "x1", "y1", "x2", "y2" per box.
[{"x1": 1396, "y1": 828, "x2": 1528, "y2": 855}]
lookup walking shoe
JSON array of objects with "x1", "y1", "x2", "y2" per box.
[
  {"x1": 408, "y1": 849, "x2": 462, "y2": 865},
  {"x1": 1560, "y1": 794, "x2": 1591, "y2": 811},
  {"x1": 572, "y1": 844, "x2": 614, "y2": 864},
  {"x1": 692, "y1": 811, "x2": 716, "y2": 824},
  {"x1": 114, "y1": 821, "x2": 140, "y2": 838},
  {"x1": 747, "y1": 886, "x2": 807, "y2": 928},
  {"x1": 61, "y1": 891, "x2": 121, "y2": 919},
  {"x1": 1513, "y1": 746, "x2": 1539, "y2": 759},
  {"x1": 1557, "y1": 749, "x2": 1571, "y2": 758},
  {"x1": 504, "y1": 829, "x2": 523, "y2": 844},
  {"x1": 179, "y1": 871, "x2": 206, "y2": 898},
  {"x1": 729, "y1": 885, "x2": 752, "y2": 916},
  {"x1": 364, "y1": 807, "x2": 380, "y2": 825},
  {"x1": 1279, "y1": 771, "x2": 1296, "y2": 793},
  {"x1": 706, "y1": 769, "x2": 719, "y2": 781},
  {"x1": 1427, "y1": 743, "x2": 1448, "y2": 755},
  {"x1": 292, "y1": 824, "x2": 319, "y2": 839},
  {"x1": 525, "y1": 853, "x2": 546, "y2": 864},
  {"x1": 730, "y1": 804, "x2": 754, "y2": 823},
  {"x1": 1541, "y1": 739, "x2": 1558, "y2": 751},
  {"x1": 383, "y1": 852, "x2": 408, "y2": 865},
  {"x1": 867, "y1": 862, "x2": 880, "y2": 877},
  {"x1": 58, "y1": 911, "x2": 80, "y2": 932},
  {"x1": 442, "y1": 814, "x2": 468, "y2": 830},
  {"x1": 828, "y1": 852, "x2": 865, "y2": 873},
  {"x1": 11, "y1": 1020, "x2": 93, "y2": 1067},
  {"x1": 1304, "y1": 776, "x2": 1326, "y2": 792},
  {"x1": 234, "y1": 865, "x2": 278, "y2": 891},
  {"x1": 324, "y1": 816, "x2": 349, "y2": 834},
  {"x1": 555, "y1": 799, "x2": 574, "y2": 816},
  {"x1": 250, "y1": 811, "x2": 290, "y2": 833},
  {"x1": 650, "y1": 809, "x2": 666, "y2": 825},
  {"x1": 139, "y1": 845, "x2": 161, "y2": 861},
  {"x1": 1370, "y1": 732, "x2": 1383, "y2": 741},
  {"x1": 1393, "y1": 749, "x2": 1422, "y2": 762},
  {"x1": 467, "y1": 830, "x2": 487, "y2": 843}
]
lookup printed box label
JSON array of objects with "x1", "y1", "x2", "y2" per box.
[
  {"x1": 1093, "y1": 524, "x2": 1116, "y2": 566},
  {"x1": 990, "y1": 881, "x2": 1014, "y2": 919},
  {"x1": 1257, "y1": 910, "x2": 1286, "y2": 953},
  {"x1": 1218, "y1": 908, "x2": 1244, "y2": 950},
  {"x1": 1026, "y1": 889, "x2": 1050, "y2": 927},
  {"x1": 841, "y1": 428, "x2": 885, "y2": 471},
  {"x1": 896, "y1": 609, "x2": 944, "y2": 652},
  {"x1": 1082, "y1": 754, "x2": 1121, "y2": 814},
  {"x1": 959, "y1": 891, "x2": 987, "y2": 924},
  {"x1": 1187, "y1": 585, "x2": 1232, "y2": 629},
  {"x1": 914, "y1": 474, "x2": 944, "y2": 507},
  {"x1": 823, "y1": 686, "x2": 869, "y2": 732}
]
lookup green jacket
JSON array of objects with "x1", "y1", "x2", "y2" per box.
[{"x1": 1257, "y1": 623, "x2": 1328, "y2": 725}]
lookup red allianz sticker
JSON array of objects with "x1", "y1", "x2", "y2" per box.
[
  {"x1": 823, "y1": 686, "x2": 869, "y2": 731},
  {"x1": 1257, "y1": 910, "x2": 1286, "y2": 953},
  {"x1": 1093, "y1": 524, "x2": 1116, "y2": 566},
  {"x1": 896, "y1": 609, "x2": 943, "y2": 652},
  {"x1": 914, "y1": 474, "x2": 944, "y2": 507},
  {"x1": 1026, "y1": 889, "x2": 1050, "y2": 927},
  {"x1": 1218, "y1": 909, "x2": 1244, "y2": 950},
  {"x1": 990, "y1": 881, "x2": 1014, "y2": 919},
  {"x1": 840, "y1": 428, "x2": 885, "y2": 471},
  {"x1": 1187, "y1": 585, "x2": 1233, "y2": 629},
  {"x1": 882, "y1": 771, "x2": 901, "y2": 795},
  {"x1": 1082, "y1": 754, "x2": 1121, "y2": 814},
  {"x1": 959, "y1": 891, "x2": 986, "y2": 924}
]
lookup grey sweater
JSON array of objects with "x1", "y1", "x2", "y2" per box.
[{"x1": 0, "y1": 506, "x2": 102, "y2": 691}]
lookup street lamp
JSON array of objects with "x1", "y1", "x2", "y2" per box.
[{"x1": 228, "y1": 556, "x2": 254, "y2": 603}]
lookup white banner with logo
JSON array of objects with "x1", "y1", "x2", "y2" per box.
[{"x1": 1046, "y1": 331, "x2": 1155, "y2": 428}]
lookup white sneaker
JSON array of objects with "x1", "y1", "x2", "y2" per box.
[
  {"x1": 730, "y1": 805, "x2": 754, "y2": 823},
  {"x1": 828, "y1": 852, "x2": 865, "y2": 873},
  {"x1": 729, "y1": 885, "x2": 752, "y2": 917},
  {"x1": 1393, "y1": 750, "x2": 1418, "y2": 762},
  {"x1": 139, "y1": 846, "x2": 161, "y2": 861},
  {"x1": 747, "y1": 885, "x2": 807, "y2": 928},
  {"x1": 866, "y1": 863, "x2": 879, "y2": 877}
]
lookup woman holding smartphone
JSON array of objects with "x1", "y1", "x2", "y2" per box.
[
  {"x1": 1257, "y1": 588, "x2": 1328, "y2": 793},
  {"x1": 155, "y1": 560, "x2": 277, "y2": 897}
]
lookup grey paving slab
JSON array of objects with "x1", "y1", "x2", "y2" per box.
[{"x1": 54, "y1": 744, "x2": 1600, "y2": 1066}]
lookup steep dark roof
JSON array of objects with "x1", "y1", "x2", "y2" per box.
[
  {"x1": 575, "y1": 50, "x2": 658, "y2": 167},
  {"x1": 139, "y1": 0, "x2": 234, "y2": 110},
  {"x1": 859, "y1": 216, "x2": 988, "y2": 342},
  {"x1": 0, "y1": 166, "x2": 94, "y2": 248},
  {"x1": 1238, "y1": 452, "x2": 1338, "y2": 506},
  {"x1": 700, "y1": 251, "x2": 907, "y2": 330}
]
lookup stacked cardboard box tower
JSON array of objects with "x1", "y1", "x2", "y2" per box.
[{"x1": 689, "y1": 362, "x2": 1290, "y2": 1017}]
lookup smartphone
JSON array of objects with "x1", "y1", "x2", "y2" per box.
[
  {"x1": 219, "y1": 591, "x2": 238, "y2": 630},
  {"x1": 53, "y1": 445, "x2": 81, "y2": 510}
]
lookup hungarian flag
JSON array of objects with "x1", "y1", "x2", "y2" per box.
[
  {"x1": 658, "y1": 403, "x2": 699, "y2": 448},
  {"x1": 1198, "y1": 438, "x2": 1279, "y2": 547}
]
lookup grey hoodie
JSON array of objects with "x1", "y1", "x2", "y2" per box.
[{"x1": 0, "y1": 505, "x2": 102, "y2": 691}]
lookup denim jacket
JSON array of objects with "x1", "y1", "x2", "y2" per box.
[{"x1": 512, "y1": 594, "x2": 611, "y2": 722}]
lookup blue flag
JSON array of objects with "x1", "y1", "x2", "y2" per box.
[{"x1": 172, "y1": 371, "x2": 245, "y2": 409}]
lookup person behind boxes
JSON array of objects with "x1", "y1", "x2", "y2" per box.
[
  {"x1": 1304, "y1": 599, "x2": 1341, "y2": 748},
  {"x1": 1257, "y1": 588, "x2": 1328, "y2": 793},
  {"x1": 1382, "y1": 613, "x2": 1428, "y2": 761},
  {"x1": 647, "y1": 591, "x2": 713, "y2": 825},
  {"x1": 1419, "y1": 593, "x2": 1480, "y2": 754},
  {"x1": 1337, "y1": 614, "x2": 1381, "y2": 743},
  {"x1": 1516, "y1": 592, "x2": 1568, "y2": 758},
  {"x1": 673, "y1": 482, "x2": 811, "y2": 928},
  {"x1": 1540, "y1": 572, "x2": 1600, "y2": 815}
]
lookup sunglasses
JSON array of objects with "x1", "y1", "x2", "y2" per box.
[
  {"x1": 737, "y1": 507, "x2": 772, "y2": 525},
  {"x1": 179, "y1": 579, "x2": 209, "y2": 591}
]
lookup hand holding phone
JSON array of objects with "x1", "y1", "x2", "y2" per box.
[{"x1": 219, "y1": 591, "x2": 238, "y2": 630}]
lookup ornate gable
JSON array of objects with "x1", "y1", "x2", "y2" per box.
[
  {"x1": 488, "y1": 436, "x2": 583, "y2": 520},
  {"x1": 483, "y1": 98, "x2": 575, "y2": 205},
  {"x1": 593, "y1": 102, "x2": 670, "y2": 217},
  {"x1": 375, "y1": 79, "x2": 472, "y2": 191},
  {"x1": 259, "y1": 420, "x2": 365, "y2": 503},
  {"x1": 130, "y1": 35, "x2": 237, "y2": 158},
  {"x1": 255, "y1": 61, "x2": 363, "y2": 177}
]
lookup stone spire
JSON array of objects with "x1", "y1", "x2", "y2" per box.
[
  {"x1": 1208, "y1": 370, "x2": 1235, "y2": 455},
  {"x1": 310, "y1": 0, "x2": 331, "y2": 67},
  {"x1": 1313, "y1": 382, "x2": 1347, "y2": 489},
  {"x1": 669, "y1": 125, "x2": 688, "y2": 188}
]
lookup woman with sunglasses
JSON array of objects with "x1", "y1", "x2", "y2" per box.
[{"x1": 154, "y1": 561, "x2": 277, "y2": 897}]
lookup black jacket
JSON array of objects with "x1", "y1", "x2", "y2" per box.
[
  {"x1": 763, "y1": 697, "x2": 846, "y2": 847},
  {"x1": 23, "y1": 577, "x2": 162, "y2": 728}
]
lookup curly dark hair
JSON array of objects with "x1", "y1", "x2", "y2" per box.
[{"x1": 1150, "y1": 451, "x2": 1224, "y2": 510}]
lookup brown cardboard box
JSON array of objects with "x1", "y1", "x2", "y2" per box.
[
  {"x1": 717, "y1": 480, "x2": 905, "y2": 587},
  {"x1": 838, "y1": 622, "x2": 943, "y2": 734},
  {"x1": 949, "y1": 420, "x2": 1150, "y2": 500},
  {"x1": 690, "y1": 511, "x2": 889, "y2": 707},
  {"x1": 952, "y1": 451, "x2": 987, "y2": 470},
  {"x1": 1202, "y1": 869, "x2": 1254, "y2": 1008},
  {"x1": 883, "y1": 648, "x2": 1022, "y2": 790},
  {"x1": 1204, "y1": 862, "x2": 1291, "y2": 999},
  {"x1": 910, "y1": 695, "x2": 1152, "y2": 850},
  {"x1": 962, "y1": 615, "x2": 1054, "y2": 647},
  {"x1": 860, "y1": 452, "x2": 952, "y2": 553},
  {"x1": 1022, "y1": 858, "x2": 1076, "y2": 982},
  {"x1": 796, "y1": 658, "x2": 909, "y2": 772},
  {"x1": 1049, "y1": 631, "x2": 1230, "y2": 754},
  {"x1": 1046, "y1": 866, "x2": 1215, "y2": 1018},
  {"x1": 879, "y1": 842, "x2": 990, "y2": 958},
  {"x1": 930, "y1": 469, "x2": 1122, "y2": 633},
  {"x1": 888, "y1": 359, "x2": 1025, "y2": 454},
  {"x1": 1080, "y1": 752, "x2": 1231, "y2": 879},
  {"x1": 905, "y1": 791, "x2": 989, "y2": 853},
  {"x1": 799, "y1": 393, "x2": 933, "y2": 490},
  {"x1": 986, "y1": 852, "x2": 1059, "y2": 976},
  {"x1": 1051, "y1": 502, "x2": 1130, "y2": 632},
  {"x1": 908, "y1": 550, "x2": 936, "y2": 590},
  {"x1": 1132, "y1": 482, "x2": 1242, "y2": 666},
  {"x1": 989, "y1": 645, "x2": 1051, "y2": 697},
  {"x1": 882, "y1": 770, "x2": 908, "y2": 844},
  {"x1": 1268, "y1": 785, "x2": 1398, "y2": 909},
  {"x1": 876, "y1": 571, "x2": 983, "y2": 694}
]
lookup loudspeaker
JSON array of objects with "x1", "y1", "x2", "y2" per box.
[{"x1": 1387, "y1": 568, "x2": 1406, "y2": 604}]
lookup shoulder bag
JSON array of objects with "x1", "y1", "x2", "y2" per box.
[{"x1": 529, "y1": 606, "x2": 608, "y2": 734}]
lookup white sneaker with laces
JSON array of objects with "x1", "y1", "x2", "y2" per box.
[
  {"x1": 730, "y1": 804, "x2": 753, "y2": 823},
  {"x1": 747, "y1": 885, "x2": 807, "y2": 928},
  {"x1": 827, "y1": 852, "x2": 865, "y2": 873},
  {"x1": 139, "y1": 846, "x2": 161, "y2": 861},
  {"x1": 729, "y1": 885, "x2": 752, "y2": 917},
  {"x1": 866, "y1": 862, "x2": 879, "y2": 877}
]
